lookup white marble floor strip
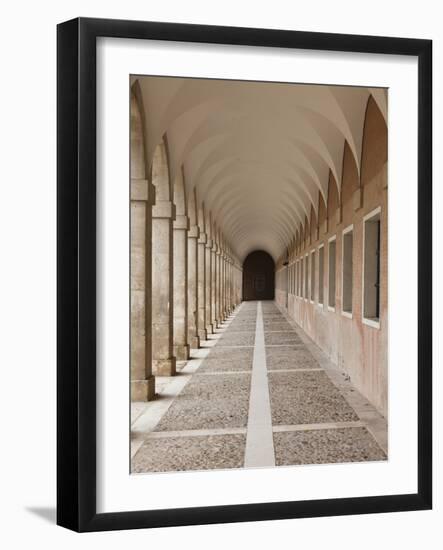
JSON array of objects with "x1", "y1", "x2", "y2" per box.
[{"x1": 244, "y1": 301, "x2": 276, "y2": 468}]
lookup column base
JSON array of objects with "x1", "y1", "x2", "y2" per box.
[
  {"x1": 174, "y1": 344, "x2": 190, "y2": 361},
  {"x1": 198, "y1": 328, "x2": 207, "y2": 341},
  {"x1": 131, "y1": 376, "x2": 156, "y2": 402},
  {"x1": 188, "y1": 335, "x2": 200, "y2": 349},
  {"x1": 206, "y1": 323, "x2": 214, "y2": 335},
  {"x1": 152, "y1": 358, "x2": 176, "y2": 376}
]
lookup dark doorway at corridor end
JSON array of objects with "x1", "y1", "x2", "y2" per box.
[{"x1": 242, "y1": 251, "x2": 275, "y2": 301}]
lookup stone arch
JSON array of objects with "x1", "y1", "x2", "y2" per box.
[
  {"x1": 130, "y1": 86, "x2": 155, "y2": 401},
  {"x1": 327, "y1": 170, "x2": 340, "y2": 230},
  {"x1": 310, "y1": 204, "x2": 317, "y2": 243},
  {"x1": 173, "y1": 165, "x2": 188, "y2": 217},
  {"x1": 361, "y1": 96, "x2": 388, "y2": 188},
  {"x1": 341, "y1": 141, "x2": 360, "y2": 221},
  {"x1": 151, "y1": 134, "x2": 176, "y2": 376},
  {"x1": 318, "y1": 191, "x2": 327, "y2": 236},
  {"x1": 151, "y1": 136, "x2": 173, "y2": 201},
  {"x1": 130, "y1": 81, "x2": 148, "y2": 180}
]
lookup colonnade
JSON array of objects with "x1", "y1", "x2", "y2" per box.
[
  {"x1": 130, "y1": 76, "x2": 388, "y2": 418},
  {"x1": 130, "y1": 92, "x2": 242, "y2": 400}
]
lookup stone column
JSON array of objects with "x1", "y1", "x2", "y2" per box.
[
  {"x1": 217, "y1": 248, "x2": 222, "y2": 324},
  {"x1": 228, "y1": 258, "x2": 234, "y2": 313},
  {"x1": 197, "y1": 231, "x2": 207, "y2": 341},
  {"x1": 205, "y1": 239, "x2": 213, "y2": 334},
  {"x1": 225, "y1": 256, "x2": 229, "y2": 316},
  {"x1": 131, "y1": 178, "x2": 156, "y2": 401},
  {"x1": 222, "y1": 254, "x2": 227, "y2": 318},
  {"x1": 211, "y1": 242, "x2": 217, "y2": 329},
  {"x1": 173, "y1": 214, "x2": 190, "y2": 361},
  {"x1": 152, "y1": 200, "x2": 176, "y2": 376},
  {"x1": 187, "y1": 224, "x2": 200, "y2": 349},
  {"x1": 220, "y1": 253, "x2": 224, "y2": 321},
  {"x1": 232, "y1": 265, "x2": 236, "y2": 308}
]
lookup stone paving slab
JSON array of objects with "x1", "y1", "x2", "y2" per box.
[
  {"x1": 269, "y1": 371, "x2": 359, "y2": 425},
  {"x1": 265, "y1": 332, "x2": 303, "y2": 345},
  {"x1": 154, "y1": 373, "x2": 251, "y2": 431},
  {"x1": 218, "y1": 331, "x2": 255, "y2": 346},
  {"x1": 227, "y1": 320, "x2": 257, "y2": 329},
  {"x1": 263, "y1": 323, "x2": 293, "y2": 332},
  {"x1": 132, "y1": 434, "x2": 246, "y2": 472},
  {"x1": 233, "y1": 313, "x2": 257, "y2": 320},
  {"x1": 199, "y1": 347, "x2": 254, "y2": 372},
  {"x1": 273, "y1": 427, "x2": 387, "y2": 466},
  {"x1": 225, "y1": 327, "x2": 257, "y2": 335},
  {"x1": 225, "y1": 324, "x2": 257, "y2": 332},
  {"x1": 266, "y1": 347, "x2": 319, "y2": 370}
]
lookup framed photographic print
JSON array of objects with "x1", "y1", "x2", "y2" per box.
[{"x1": 57, "y1": 17, "x2": 432, "y2": 532}]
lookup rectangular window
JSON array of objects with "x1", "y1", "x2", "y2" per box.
[
  {"x1": 363, "y1": 209, "x2": 381, "y2": 325},
  {"x1": 310, "y1": 251, "x2": 315, "y2": 302},
  {"x1": 328, "y1": 237, "x2": 336, "y2": 309},
  {"x1": 318, "y1": 245, "x2": 324, "y2": 305},
  {"x1": 342, "y1": 226, "x2": 353, "y2": 316},
  {"x1": 300, "y1": 257, "x2": 303, "y2": 298},
  {"x1": 305, "y1": 254, "x2": 309, "y2": 299},
  {"x1": 295, "y1": 260, "x2": 299, "y2": 296},
  {"x1": 298, "y1": 259, "x2": 301, "y2": 297}
]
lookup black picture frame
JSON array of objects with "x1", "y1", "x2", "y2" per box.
[{"x1": 57, "y1": 17, "x2": 432, "y2": 532}]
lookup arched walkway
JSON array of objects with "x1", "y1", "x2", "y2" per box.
[{"x1": 129, "y1": 75, "x2": 388, "y2": 472}]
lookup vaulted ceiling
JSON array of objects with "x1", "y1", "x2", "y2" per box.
[{"x1": 134, "y1": 76, "x2": 387, "y2": 262}]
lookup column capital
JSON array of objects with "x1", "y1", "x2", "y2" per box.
[
  {"x1": 152, "y1": 200, "x2": 176, "y2": 220},
  {"x1": 173, "y1": 214, "x2": 189, "y2": 230},
  {"x1": 131, "y1": 178, "x2": 155, "y2": 204},
  {"x1": 188, "y1": 225, "x2": 200, "y2": 239},
  {"x1": 198, "y1": 232, "x2": 207, "y2": 245},
  {"x1": 205, "y1": 238, "x2": 213, "y2": 249}
]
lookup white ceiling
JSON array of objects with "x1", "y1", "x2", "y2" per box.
[{"x1": 135, "y1": 76, "x2": 387, "y2": 262}]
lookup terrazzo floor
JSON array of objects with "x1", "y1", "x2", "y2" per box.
[{"x1": 131, "y1": 300, "x2": 387, "y2": 473}]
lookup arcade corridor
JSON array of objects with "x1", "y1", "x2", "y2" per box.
[
  {"x1": 129, "y1": 75, "x2": 388, "y2": 472},
  {"x1": 131, "y1": 301, "x2": 386, "y2": 472}
]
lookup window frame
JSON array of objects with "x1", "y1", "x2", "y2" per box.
[
  {"x1": 310, "y1": 249, "x2": 315, "y2": 303},
  {"x1": 362, "y1": 206, "x2": 382, "y2": 329},
  {"x1": 341, "y1": 224, "x2": 354, "y2": 319},
  {"x1": 318, "y1": 242, "x2": 325, "y2": 308},
  {"x1": 327, "y1": 235, "x2": 337, "y2": 312}
]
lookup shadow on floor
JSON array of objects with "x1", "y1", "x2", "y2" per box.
[{"x1": 26, "y1": 506, "x2": 56, "y2": 524}]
